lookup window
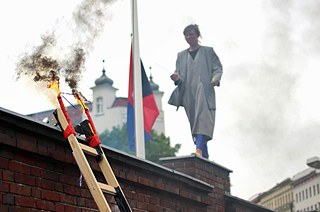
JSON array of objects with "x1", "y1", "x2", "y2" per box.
[
  {"x1": 306, "y1": 188, "x2": 308, "y2": 199},
  {"x1": 313, "y1": 185, "x2": 316, "y2": 196},
  {"x1": 309, "y1": 187, "x2": 312, "y2": 197},
  {"x1": 299, "y1": 192, "x2": 301, "y2": 202},
  {"x1": 96, "y1": 97, "x2": 103, "y2": 114}
]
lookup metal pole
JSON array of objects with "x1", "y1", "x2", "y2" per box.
[{"x1": 131, "y1": 0, "x2": 145, "y2": 159}]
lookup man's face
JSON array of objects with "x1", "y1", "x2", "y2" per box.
[{"x1": 184, "y1": 29, "x2": 198, "y2": 46}]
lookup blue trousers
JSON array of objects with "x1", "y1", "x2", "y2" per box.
[{"x1": 195, "y1": 134, "x2": 209, "y2": 159}]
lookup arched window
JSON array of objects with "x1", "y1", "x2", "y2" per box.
[{"x1": 96, "y1": 97, "x2": 103, "y2": 114}]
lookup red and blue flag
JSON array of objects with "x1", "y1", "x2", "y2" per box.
[{"x1": 127, "y1": 49, "x2": 159, "y2": 150}]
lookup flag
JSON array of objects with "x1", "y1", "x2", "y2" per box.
[{"x1": 127, "y1": 49, "x2": 159, "y2": 150}]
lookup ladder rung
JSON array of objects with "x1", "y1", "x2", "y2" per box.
[
  {"x1": 79, "y1": 143, "x2": 98, "y2": 156},
  {"x1": 98, "y1": 182, "x2": 116, "y2": 195}
]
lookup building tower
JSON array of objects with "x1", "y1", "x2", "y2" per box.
[{"x1": 90, "y1": 61, "x2": 165, "y2": 135}]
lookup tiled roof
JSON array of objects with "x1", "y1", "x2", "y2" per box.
[{"x1": 112, "y1": 97, "x2": 128, "y2": 107}]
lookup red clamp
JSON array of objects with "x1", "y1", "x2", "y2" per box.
[
  {"x1": 63, "y1": 123, "x2": 76, "y2": 139},
  {"x1": 87, "y1": 134, "x2": 101, "y2": 148}
]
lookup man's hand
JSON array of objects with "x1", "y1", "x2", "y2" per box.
[
  {"x1": 170, "y1": 73, "x2": 180, "y2": 82},
  {"x1": 211, "y1": 76, "x2": 220, "y2": 86}
]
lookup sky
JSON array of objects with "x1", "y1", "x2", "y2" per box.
[{"x1": 1, "y1": 0, "x2": 320, "y2": 201}]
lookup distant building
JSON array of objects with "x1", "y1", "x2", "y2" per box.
[
  {"x1": 291, "y1": 168, "x2": 320, "y2": 212},
  {"x1": 251, "y1": 159, "x2": 320, "y2": 212},
  {"x1": 254, "y1": 178, "x2": 293, "y2": 212},
  {"x1": 29, "y1": 61, "x2": 165, "y2": 136}
]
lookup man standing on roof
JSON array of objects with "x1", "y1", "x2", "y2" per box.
[{"x1": 168, "y1": 24, "x2": 223, "y2": 159}]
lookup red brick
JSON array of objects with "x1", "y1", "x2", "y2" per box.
[
  {"x1": 147, "y1": 203, "x2": 159, "y2": 211},
  {"x1": 15, "y1": 195, "x2": 36, "y2": 208},
  {"x1": 41, "y1": 189, "x2": 61, "y2": 201},
  {"x1": 155, "y1": 180, "x2": 165, "y2": 190},
  {"x1": 149, "y1": 196, "x2": 159, "y2": 205},
  {"x1": 137, "y1": 201, "x2": 148, "y2": 210},
  {"x1": 0, "y1": 181, "x2": 9, "y2": 192},
  {"x1": 35, "y1": 159, "x2": 49, "y2": 170},
  {"x1": 37, "y1": 138, "x2": 55, "y2": 156},
  {"x1": 78, "y1": 196, "x2": 86, "y2": 207},
  {"x1": 0, "y1": 157, "x2": 9, "y2": 169},
  {"x1": 15, "y1": 152, "x2": 36, "y2": 166},
  {"x1": 60, "y1": 173, "x2": 78, "y2": 186},
  {"x1": 64, "y1": 204, "x2": 81, "y2": 212},
  {"x1": 9, "y1": 161, "x2": 30, "y2": 175},
  {"x1": 0, "y1": 205, "x2": 9, "y2": 211},
  {"x1": 3, "y1": 193, "x2": 14, "y2": 205},
  {"x1": 10, "y1": 183, "x2": 31, "y2": 196},
  {"x1": 138, "y1": 176, "x2": 151, "y2": 186},
  {"x1": 61, "y1": 193, "x2": 77, "y2": 205},
  {"x1": 160, "y1": 199, "x2": 175, "y2": 209},
  {"x1": 41, "y1": 169, "x2": 60, "y2": 181},
  {"x1": 48, "y1": 144, "x2": 66, "y2": 162},
  {"x1": 80, "y1": 187, "x2": 92, "y2": 198},
  {"x1": 55, "y1": 203, "x2": 65, "y2": 211},
  {"x1": 2, "y1": 170, "x2": 14, "y2": 182},
  {"x1": 119, "y1": 169, "x2": 126, "y2": 179},
  {"x1": 165, "y1": 183, "x2": 179, "y2": 195},
  {"x1": 31, "y1": 187, "x2": 41, "y2": 198},
  {"x1": 16, "y1": 133, "x2": 37, "y2": 153},
  {"x1": 30, "y1": 166, "x2": 41, "y2": 177},
  {"x1": 0, "y1": 148, "x2": 14, "y2": 160},
  {"x1": 0, "y1": 127, "x2": 16, "y2": 147},
  {"x1": 15, "y1": 173, "x2": 36, "y2": 186},
  {"x1": 36, "y1": 199, "x2": 55, "y2": 211},
  {"x1": 179, "y1": 189, "x2": 189, "y2": 199},
  {"x1": 37, "y1": 142, "x2": 49, "y2": 156},
  {"x1": 55, "y1": 181, "x2": 63, "y2": 192},
  {"x1": 127, "y1": 174, "x2": 137, "y2": 183},
  {"x1": 64, "y1": 166, "x2": 80, "y2": 177},
  {"x1": 36, "y1": 178, "x2": 55, "y2": 190},
  {"x1": 64, "y1": 184, "x2": 80, "y2": 196},
  {"x1": 85, "y1": 197, "x2": 99, "y2": 209}
]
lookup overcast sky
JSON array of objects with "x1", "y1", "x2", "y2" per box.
[{"x1": 1, "y1": 0, "x2": 320, "y2": 200}]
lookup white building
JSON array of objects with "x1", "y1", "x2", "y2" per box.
[
  {"x1": 90, "y1": 62, "x2": 165, "y2": 135},
  {"x1": 292, "y1": 168, "x2": 320, "y2": 212}
]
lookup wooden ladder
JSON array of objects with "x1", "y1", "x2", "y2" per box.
[{"x1": 52, "y1": 105, "x2": 132, "y2": 212}]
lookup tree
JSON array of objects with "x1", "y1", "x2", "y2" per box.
[{"x1": 99, "y1": 124, "x2": 181, "y2": 163}]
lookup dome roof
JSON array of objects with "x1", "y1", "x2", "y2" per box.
[{"x1": 94, "y1": 61, "x2": 113, "y2": 86}]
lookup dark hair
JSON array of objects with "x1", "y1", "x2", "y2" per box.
[{"x1": 183, "y1": 24, "x2": 201, "y2": 38}]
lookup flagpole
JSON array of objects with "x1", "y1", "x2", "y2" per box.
[{"x1": 131, "y1": 0, "x2": 145, "y2": 159}]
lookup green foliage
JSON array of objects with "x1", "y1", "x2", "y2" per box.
[
  {"x1": 145, "y1": 129, "x2": 181, "y2": 163},
  {"x1": 99, "y1": 124, "x2": 181, "y2": 163},
  {"x1": 99, "y1": 124, "x2": 134, "y2": 155}
]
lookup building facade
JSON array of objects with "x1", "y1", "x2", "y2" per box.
[
  {"x1": 256, "y1": 178, "x2": 293, "y2": 212},
  {"x1": 252, "y1": 166, "x2": 320, "y2": 212},
  {"x1": 292, "y1": 168, "x2": 320, "y2": 212}
]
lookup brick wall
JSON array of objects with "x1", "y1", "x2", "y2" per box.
[
  {"x1": 160, "y1": 155, "x2": 232, "y2": 212},
  {"x1": 0, "y1": 108, "x2": 212, "y2": 212},
  {"x1": 0, "y1": 107, "x2": 273, "y2": 212}
]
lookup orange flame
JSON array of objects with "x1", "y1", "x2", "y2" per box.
[
  {"x1": 47, "y1": 79, "x2": 61, "y2": 96},
  {"x1": 72, "y1": 90, "x2": 88, "y2": 112}
]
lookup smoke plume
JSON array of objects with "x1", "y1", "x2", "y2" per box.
[{"x1": 15, "y1": 0, "x2": 115, "y2": 90}]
